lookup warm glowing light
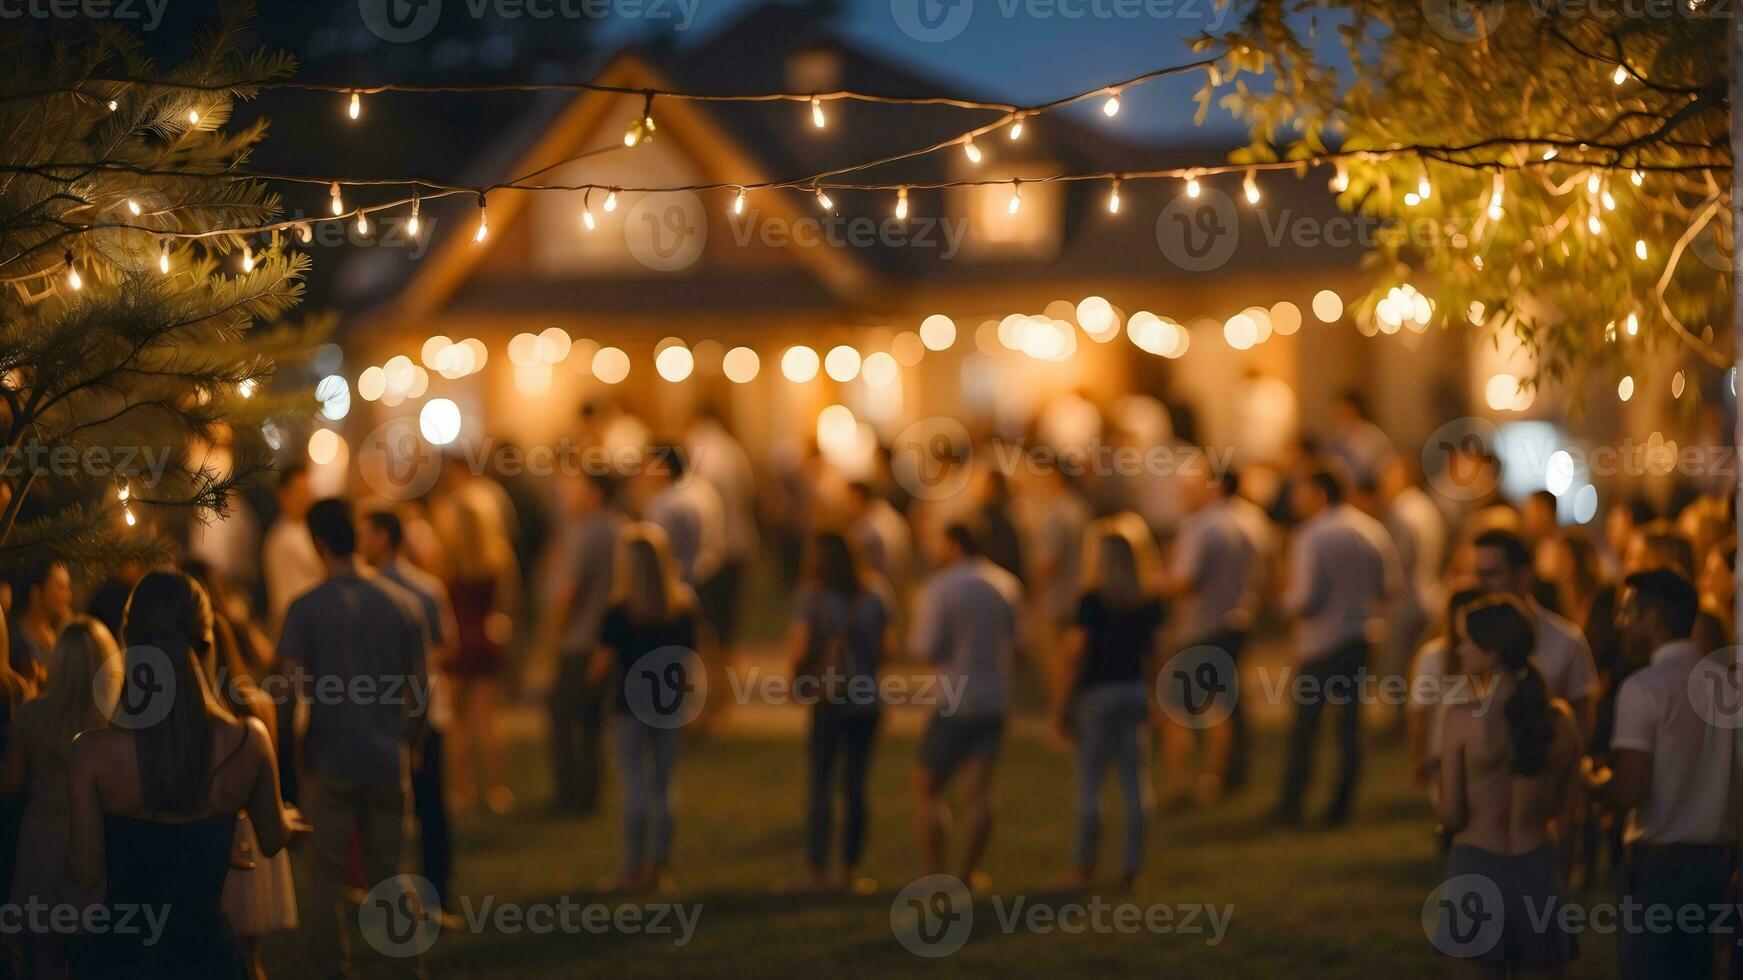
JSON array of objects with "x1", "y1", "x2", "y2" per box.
[
  {"x1": 1243, "y1": 171, "x2": 1259, "y2": 205},
  {"x1": 1102, "y1": 91, "x2": 1121, "y2": 117},
  {"x1": 1330, "y1": 160, "x2": 1349, "y2": 192},
  {"x1": 307, "y1": 428, "x2": 342, "y2": 465},
  {"x1": 1617, "y1": 376, "x2": 1635, "y2": 401},
  {"x1": 1185, "y1": 175, "x2": 1200, "y2": 198},
  {"x1": 1416, "y1": 172, "x2": 1431, "y2": 199},
  {"x1": 1587, "y1": 214, "x2": 1601, "y2": 234},
  {"x1": 358, "y1": 366, "x2": 386, "y2": 401},
  {"x1": 127, "y1": 199, "x2": 141, "y2": 216},
  {"x1": 1542, "y1": 147, "x2": 1558, "y2": 160},
  {"x1": 356, "y1": 211, "x2": 369, "y2": 236},
  {"x1": 1270, "y1": 301, "x2": 1302, "y2": 336},
  {"x1": 1404, "y1": 192, "x2": 1421, "y2": 207},
  {"x1": 1008, "y1": 116, "x2": 1024, "y2": 140},
  {"x1": 1612, "y1": 64, "x2": 1628, "y2": 85},
  {"x1": 920, "y1": 313, "x2": 957, "y2": 351},
  {"x1": 1223, "y1": 313, "x2": 1258, "y2": 350},
  {"x1": 1076, "y1": 297, "x2": 1118, "y2": 341},
  {"x1": 1487, "y1": 174, "x2": 1504, "y2": 219},
  {"x1": 1631, "y1": 169, "x2": 1644, "y2": 186},
  {"x1": 962, "y1": 139, "x2": 982, "y2": 165},
  {"x1": 892, "y1": 332, "x2": 925, "y2": 366},
  {"x1": 824, "y1": 345, "x2": 862, "y2": 382},
  {"x1": 537, "y1": 326, "x2": 572, "y2": 363},
  {"x1": 124, "y1": 507, "x2": 137, "y2": 527},
  {"x1": 407, "y1": 196, "x2": 421, "y2": 238},
  {"x1": 815, "y1": 187, "x2": 833, "y2": 211},
  {"x1": 317, "y1": 375, "x2": 351, "y2": 421},
  {"x1": 722, "y1": 346, "x2": 760, "y2": 383},
  {"x1": 348, "y1": 91, "x2": 361, "y2": 120},
  {"x1": 1634, "y1": 239, "x2": 1647, "y2": 261},
  {"x1": 106, "y1": 99, "x2": 117, "y2": 111},
  {"x1": 329, "y1": 182, "x2": 344, "y2": 216},
  {"x1": 64, "y1": 252, "x2": 81, "y2": 291},
  {"x1": 862, "y1": 351, "x2": 899, "y2": 387},
  {"x1": 895, "y1": 187, "x2": 909, "y2": 221},
  {"x1": 1007, "y1": 182, "x2": 1021, "y2": 214},
  {"x1": 581, "y1": 200, "x2": 596, "y2": 230},
  {"x1": 811, "y1": 96, "x2": 826, "y2": 129},
  {"x1": 733, "y1": 188, "x2": 746, "y2": 215},
  {"x1": 1485, "y1": 373, "x2": 1529, "y2": 412},
  {"x1": 1311, "y1": 289, "x2": 1343, "y2": 322},
  {"x1": 817, "y1": 404, "x2": 857, "y2": 451},
  {"x1": 237, "y1": 378, "x2": 256, "y2": 398},
  {"x1": 420, "y1": 398, "x2": 462, "y2": 445},
  {"x1": 158, "y1": 240, "x2": 170, "y2": 274},
  {"x1": 241, "y1": 244, "x2": 254, "y2": 272},
  {"x1": 1672, "y1": 371, "x2": 1686, "y2": 398},
  {"x1": 473, "y1": 198, "x2": 488, "y2": 243},
  {"x1": 187, "y1": 108, "x2": 200, "y2": 125},
  {"x1": 1586, "y1": 173, "x2": 1602, "y2": 194},
  {"x1": 592, "y1": 346, "x2": 630, "y2": 384},
  {"x1": 655, "y1": 344, "x2": 694, "y2": 382},
  {"x1": 1625, "y1": 312, "x2": 1639, "y2": 336},
  {"x1": 781, "y1": 345, "x2": 820, "y2": 383},
  {"x1": 1106, "y1": 179, "x2": 1121, "y2": 214},
  {"x1": 603, "y1": 189, "x2": 619, "y2": 212}
]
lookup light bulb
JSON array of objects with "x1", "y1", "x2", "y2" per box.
[
  {"x1": 1107, "y1": 179, "x2": 1121, "y2": 214},
  {"x1": 1587, "y1": 214, "x2": 1601, "y2": 234},
  {"x1": 1542, "y1": 147, "x2": 1558, "y2": 160},
  {"x1": 894, "y1": 187, "x2": 908, "y2": 221},
  {"x1": 407, "y1": 197, "x2": 420, "y2": 238},
  {"x1": 1631, "y1": 169, "x2": 1644, "y2": 186},
  {"x1": 124, "y1": 506, "x2": 136, "y2": 527},
  {"x1": 329, "y1": 182, "x2": 344, "y2": 216},
  {"x1": 1416, "y1": 173, "x2": 1431, "y2": 199},
  {"x1": 603, "y1": 189, "x2": 618, "y2": 212},
  {"x1": 815, "y1": 187, "x2": 833, "y2": 211},
  {"x1": 1185, "y1": 175, "x2": 1200, "y2": 198},
  {"x1": 64, "y1": 252, "x2": 81, "y2": 291},
  {"x1": 962, "y1": 138, "x2": 981, "y2": 165},
  {"x1": 1243, "y1": 170, "x2": 1260, "y2": 205},
  {"x1": 348, "y1": 91, "x2": 361, "y2": 120},
  {"x1": 106, "y1": 99, "x2": 118, "y2": 111},
  {"x1": 1008, "y1": 116, "x2": 1024, "y2": 140},
  {"x1": 1602, "y1": 190, "x2": 1616, "y2": 210},
  {"x1": 733, "y1": 188, "x2": 746, "y2": 215},
  {"x1": 118, "y1": 482, "x2": 129, "y2": 502},
  {"x1": 474, "y1": 199, "x2": 488, "y2": 243},
  {"x1": 1487, "y1": 174, "x2": 1504, "y2": 219},
  {"x1": 1007, "y1": 182, "x2": 1021, "y2": 215},
  {"x1": 356, "y1": 211, "x2": 368, "y2": 236},
  {"x1": 1586, "y1": 173, "x2": 1601, "y2": 194},
  {"x1": 187, "y1": 108, "x2": 200, "y2": 125},
  {"x1": 1330, "y1": 161, "x2": 1349, "y2": 192},
  {"x1": 624, "y1": 114, "x2": 655, "y2": 147},
  {"x1": 1634, "y1": 239, "x2": 1647, "y2": 261},
  {"x1": 296, "y1": 223, "x2": 312, "y2": 243},
  {"x1": 811, "y1": 96, "x2": 826, "y2": 129},
  {"x1": 1625, "y1": 312, "x2": 1639, "y2": 336},
  {"x1": 159, "y1": 240, "x2": 170, "y2": 274},
  {"x1": 1612, "y1": 64, "x2": 1627, "y2": 85},
  {"x1": 1102, "y1": 91, "x2": 1121, "y2": 117},
  {"x1": 581, "y1": 202, "x2": 596, "y2": 231},
  {"x1": 1404, "y1": 192, "x2": 1421, "y2": 206},
  {"x1": 241, "y1": 244, "x2": 254, "y2": 272},
  {"x1": 127, "y1": 198, "x2": 141, "y2": 216}
]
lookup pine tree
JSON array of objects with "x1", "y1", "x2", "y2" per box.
[{"x1": 0, "y1": 3, "x2": 323, "y2": 576}]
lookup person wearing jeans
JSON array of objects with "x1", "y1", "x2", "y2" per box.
[
  {"x1": 1277, "y1": 464, "x2": 1397, "y2": 827},
  {"x1": 1054, "y1": 518, "x2": 1163, "y2": 888},
  {"x1": 611, "y1": 715, "x2": 678, "y2": 879}
]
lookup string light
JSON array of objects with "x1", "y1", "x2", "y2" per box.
[
  {"x1": 1106, "y1": 178, "x2": 1121, "y2": 214},
  {"x1": 106, "y1": 99, "x2": 117, "y2": 111},
  {"x1": 894, "y1": 186, "x2": 909, "y2": 221},
  {"x1": 187, "y1": 108, "x2": 200, "y2": 125},
  {"x1": 1625, "y1": 312, "x2": 1639, "y2": 336},
  {"x1": 63, "y1": 251, "x2": 80, "y2": 291},
  {"x1": 473, "y1": 193, "x2": 488, "y2": 243},
  {"x1": 1634, "y1": 238, "x2": 1647, "y2": 261},
  {"x1": 241, "y1": 243, "x2": 254, "y2": 272},
  {"x1": 1008, "y1": 114, "x2": 1024, "y2": 140},
  {"x1": 1242, "y1": 170, "x2": 1260, "y2": 205},
  {"x1": 733, "y1": 187, "x2": 746, "y2": 215},
  {"x1": 1631, "y1": 169, "x2": 1644, "y2": 186},
  {"x1": 811, "y1": 96, "x2": 826, "y2": 129},
  {"x1": 127, "y1": 198, "x2": 141, "y2": 216},
  {"x1": 581, "y1": 189, "x2": 596, "y2": 231},
  {"x1": 124, "y1": 506, "x2": 136, "y2": 527},
  {"x1": 814, "y1": 184, "x2": 834, "y2": 211},
  {"x1": 1101, "y1": 89, "x2": 1121, "y2": 117},
  {"x1": 603, "y1": 188, "x2": 619, "y2": 212},
  {"x1": 1185, "y1": 173, "x2": 1200, "y2": 198},
  {"x1": 1586, "y1": 173, "x2": 1601, "y2": 194},
  {"x1": 625, "y1": 92, "x2": 656, "y2": 146},
  {"x1": 1487, "y1": 173, "x2": 1504, "y2": 219},
  {"x1": 329, "y1": 182, "x2": 344, "y2": 216},
  {"x1": 159, "y1": 239, "x2": 170, "y2": 274},
  {"x1": 1007, "y1": 180, "x2": 1022, "y2": 215},
  {"x1": 962, "y1": 138, "x2": 982, "y2": 165},
  {"x1": 1541, "y1": 147, "x2": 1558, "y2": 160},
  {"x1": 1330, "y1": 160, "x2": 1349, "y2": 192},
  {"x1": 1612, "y1": 64, "x2": 1628, "y2": 85},
  {"x1": 1416, "y1": 167, "x2": 1431, "y2": 200},
  {"x1": 1602, "y1": 189, "x2": 1616, "y2": 210},
  {"x1": 407, "y1": 192, "x2": 421, "y2": 238},
  {"x1": 356, "y1": 210, "x2": 368, "y2": 236},
  {"x1": 1587, "y1": 213, "x2": 1601, "y2": 234},
  {"x1": 348, "y1": 91, "x2": 361, "y2": 120},
  {"x1": 118, "y1": 481, "x2": 129, "y2": 503}
]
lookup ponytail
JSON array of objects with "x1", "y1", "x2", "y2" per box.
[{"x1": 1461, "y1": 596, "x2": 1555, "y2": 777}]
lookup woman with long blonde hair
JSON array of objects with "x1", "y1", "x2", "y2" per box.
[
  {"x1": 4, "y1": 617, "x2": 119, "y2": 977},
  {"x1": 1053, "y1": 515, "x2": 1165, "y2": 889},
  {"x1": 590, "y1": 524, "x2": 704, "y2": 891}
]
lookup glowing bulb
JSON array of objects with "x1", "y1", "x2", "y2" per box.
[
  {"x1": 1185, "y1": 175, "x2": 1200, "y2": 198},
  {"x1": 1612, "y1": 64, "x2": 1628, "y2": 85},
  {"x1": 106, "y1": 99, "x2": 117, "y2": 111},
  {"x1": 407, "y1": 198, "x2": 420, "y2": 238},
  {"x1": 815, "y1": 187, "x2": 833, "y2": 211},
  {"x1": 1541, "y1": 147, "x2": 1558, "y2": 160},
  {"x1": 127, "y1": 198, "x2": 141, "y2": 216},
  {"x1": 238, "y1": 378, "x2": 256, "y2": 398},
  {"x1": 296, "y1": 223, "x2": 312, "y2": 243},
  {"x1": 124, "y1": 507, "x2": 136, "y2": 527},
  {"x1": 733, "y1": 188, "x2": 746, "y2": 215},
  {"x1": 1330, "y1": 160, "x2": 1349, "y2": 192},
  {"x1": 1587, "y1": 173, "x2": 1602, "y2": 195},
  {"x1": 1404, "y1": 192, "x2": 1421, "y2": 206},
  {"x1": 1007, "y1": 182, "x2": 1021, "y2": 215},
  {"x1": 1634, "y1": 239, "x2": 1647, "y2": 261},
  {"x1": 811, "y1": 96, "x2": 826, "y2": 129},
  {"x1": 1106, "y1": 179, "x2": 1121, "y2": 214},
  {"x1": 1416, "y1": 173, "x2": 1431, "y2": 199},
  {"x1": 1602, "y1": 190, "x2": 1616, "y2": 210},
  {"x1": 117, "y1": 483, "x2": 129, "y2": 502},
  {"x1": 895, "y1": 187, "x2": 908, "y2": 221},
  {"x1": 1243, "y1": 170, "x2": 1260, "y2": 204},
  {"x1": 603, "y1": 189, "x2": 618, "y2": 212},
  {"x1": 1631, "y1": 169, "x2": 1644, "y2": 186},
  {"x1": 581, "y1": 202, "x2": 596, "y2": 230},
  {"x1": 1625, "y1": 312, "x2": 1639, "y2": 336},
  {"x1": 474, "y1": 197, "x2": 488, "y2": 243},
  {"x1": 1102, "y1": 91, "x2": 1121, "y2": 117},
  {"x1": 1617, "y1": 375, "x2": 1634, "y2": 401},
  {"x1": 962, "y1": 139, "x2": 981, "y2": 165},
  {"x1": 1587, "y1": 214, "x2": 1601, "y2": 234},
  {"x1": 348, "y1": 91, "x2": 361, "y2": 120},
  {"x1": 329, "y1": 182, "x2": 344, "y2": 216},
  {"x1": 187, "y1": 108, "x2": 200, "y2": 125},
  {"x1": 158, "y1": 240, "x2": 170, "y2": 274},
  {"x1": 1487, "y1": 174, "x2": 1504, "y2": 219},
  {"x1": 64, "y1": 252, "x2": 81, "y2": 291},
  {"x1": 1008, "y1": 116, "x2": 1024, "y2": 140},
  {"x1": 241, "y1": 244, "x2": 254, "y2": 272}
]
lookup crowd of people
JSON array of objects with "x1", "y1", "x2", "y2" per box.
[{"x1": 0, "y1": 388, "x2": 1729, "y2": 978}]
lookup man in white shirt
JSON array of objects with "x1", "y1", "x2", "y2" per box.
[
  {"x1": 262, "y1": 463, "x2": 323, "y2": 636},
  {"x1": 1278, "y1": 464, "x2": 1398, "y2": 826},
  {"x1": 1584, "y1": 568, "x2": 1736, "y2": 980},
  {"x1": 1377, "y1": 456, "x2": 1447, "y2": 726},
  {"x1": 910, "y1": 523, "x2": 1022, "y2": 886},
  {"x1": 642, "y1": 445, "x2": 726, "y2": 590},
  {"x1": 845, "y1": 481, "x2": 913, "y2": 597},
  {"x1": 1472, "y1": 529, "x2": 1599, "y2": 736}
]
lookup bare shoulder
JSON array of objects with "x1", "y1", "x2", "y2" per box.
[
  {"x1": 69, "y1": 726, "x2": 131, "y2": 773},
  {"x1": 1441, "y1": 700, "x2": 1478, "y2": 738}
]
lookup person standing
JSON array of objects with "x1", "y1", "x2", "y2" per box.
[
  {"x1": 1472, "y1": 529, "x2": 1599, "y2": 737},
  {"x1": 8, "y1": 560, "x2": 71, "y2": 684},
  {"x1": 1434, "y1": 595, "x2": 1582, "y2": 975},
  {"x1": 262, "y1": 463, "x2": 322, "y2": 635},
  {"x1": 1376, "y1": 455, "x2": 1446, "y2": 726},
  {"x1": 687, "y1": 406, "x2": 758, "y2": 652},
  {"x1": 786, "y1": 532, "x2": 892, "y2": 893},
  {"x1": 1277, "y1": 464, "x2": 1397, "y2": 826},
  {"x1": 278, "y1": 500, "x2": 428, "y2": 978},
  {"x1": 360, "y1": 509, "x2": 459, "y2": 920},
  {"x1": 1164, "y1": 474, "x2": 1257, "y2": 801},
  {"x1": 1583, "y1": 569, "x2": 1735, "y2": 980},
  {"x1": 844, "y1": 481, "x2": 913, "y2": 599},
  {"x1": 436, "y1": 489, "x2": 520, "y2": 814},
  {"x1": 590, "y1": 525, "x2": 703, "y2": 892},
  {"x1": 1055, "y1": 523, "x2": 1161, "y2": 889},
  {"x1": 539, "y1": 472, "x2": 622, "y2": 815},
  {"x1": 910, "y1": 523, "x2": 1022, "y2": 888}
]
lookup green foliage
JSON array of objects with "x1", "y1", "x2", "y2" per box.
[
  {"x1": 0, "y1": 3, "x2": 322, "y2": 576},
  {"x1": 1197, "y1": 0, "x2": 1731, "y2": 387}
]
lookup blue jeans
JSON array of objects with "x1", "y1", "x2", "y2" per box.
[
  {"x1": 1071, "y1": 682, "x2": 1151, "y2": 877},
  {"x1": 612, "y1": 714, "x2": 678, "y2": 875}
]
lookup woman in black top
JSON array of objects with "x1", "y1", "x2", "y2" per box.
[
  {"x1": 785, "y1": 532, "x2": 892, "y2": 892},
  {"x1": 1054, "y1": 519, "x2": 1165, "y2": 889},
  {"x1": 591, "y1": 525, "x2": 703, "y2": 892}
]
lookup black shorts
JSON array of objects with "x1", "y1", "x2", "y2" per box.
[{"x1": 918, "y1": 713, "x2": 1005, "y2": 781}]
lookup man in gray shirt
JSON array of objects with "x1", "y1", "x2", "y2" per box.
[
  {"x1": 1277, "y1": 464, "x2": 1397, "y2": 826},
  {"x1": 539, "y1": 471, "x2": 622, "y2": 814},
  {"x1": 280, "y1": 499, "x2": 428, "y2": 977},
  {"x1": 909, "y1": 523, "x2": 1022, "y2": 885}
]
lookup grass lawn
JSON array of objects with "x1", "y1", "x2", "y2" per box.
[{"x1": 266, "y1": 709, "x2": 1623, "y2": 978}]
